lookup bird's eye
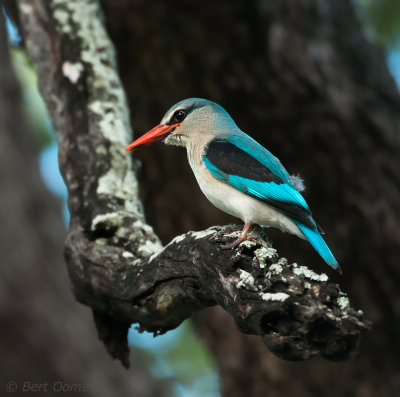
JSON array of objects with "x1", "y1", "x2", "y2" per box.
[{"x1": 173, "y1": 110, "x2": 187, "y2": 123}]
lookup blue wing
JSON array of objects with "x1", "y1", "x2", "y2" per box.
[
  {"x1": 203, "y1": 134, "x2": 340, "y2": 271},
  {"x1": 203, "y1": 135, "x2": 313, "y2": 227}
]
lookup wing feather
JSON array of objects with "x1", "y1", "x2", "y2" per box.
[{"x1": 203, "y1": 137, "x2": 315, "y2": 229}]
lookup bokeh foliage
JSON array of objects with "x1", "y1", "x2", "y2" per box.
[
  {"x1": 360, "y1": 0, "x2": 400, "y2": 47},
  {"x1": 11, "y1": 48, "x2": 54, "y2": 150}
]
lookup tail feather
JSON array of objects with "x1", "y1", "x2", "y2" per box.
[{"x1": 292, "y1": 220, "x2": 341, "y2": 274}]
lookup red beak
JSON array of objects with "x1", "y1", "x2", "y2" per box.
[{"x1": 125, "y1": 123, "x2": 180, "y2": 151}]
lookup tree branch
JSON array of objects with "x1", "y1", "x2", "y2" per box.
[{"x1": 17, "y1": 0, "x2": 371, "y2": 367}]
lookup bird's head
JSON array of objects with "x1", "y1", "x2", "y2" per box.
[{"x1": 125, "y1": 98, "x2": 236, "y2": 151}]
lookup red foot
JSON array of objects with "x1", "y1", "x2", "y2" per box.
[{"x1": 221, "y1": 221, "x2": 253, "y2": 249}]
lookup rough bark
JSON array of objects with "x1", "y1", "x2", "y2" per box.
[
  {"x1": 0, "y1": 8, "x2": 165, "y2": 397},
  {"x1": 15, "y1": 0, "x2": 371, "y2": 377}
]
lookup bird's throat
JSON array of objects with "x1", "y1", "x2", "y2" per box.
[{"x1": 164, "y1": 133, "x2": 187, "y2": 147}]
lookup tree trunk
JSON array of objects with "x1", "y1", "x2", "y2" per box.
[{"x1": 0, "y1": 9, "x2": 165, "y2": 397}]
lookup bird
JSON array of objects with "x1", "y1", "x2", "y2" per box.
[{"x1": 125, "y1": 98, "x2": 340, "y2": 273}]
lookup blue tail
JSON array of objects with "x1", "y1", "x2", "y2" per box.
[{"x1": 292, "y1": 220, "x2": 341, "y2": 274}]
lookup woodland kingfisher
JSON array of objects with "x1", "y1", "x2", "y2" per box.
[{"x1": 125, "y1": 98, "x2": 340, "y2": 273}]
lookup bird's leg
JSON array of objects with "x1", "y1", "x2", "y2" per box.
[{"x1": 221, "y1": 221, "x2": 253, "y2": 249}]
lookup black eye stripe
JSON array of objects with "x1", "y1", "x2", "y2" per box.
[
  {"x1": 167, "y1": 109, "x2": 188, "y2": 125},
  {"x1": 173, "y1": 110, "x2": 186, "y2": 123},
  {"x1": 165, "y1": 103, "x2": 206, "y2": 126}
]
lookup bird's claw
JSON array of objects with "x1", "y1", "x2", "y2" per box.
[{"x1": 220, "y1": 233, "x2": 257, "y2": 250}]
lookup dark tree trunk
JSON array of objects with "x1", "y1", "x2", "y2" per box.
[
  {"x1": 0, "y1": 10, "x2": 166, "y2": 397},
  {"x1": 101, "y1": 1, "x2": 400, "y2": 396}
]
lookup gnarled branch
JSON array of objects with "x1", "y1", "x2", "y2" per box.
[{"x1": 17, "y1": 0, "x2": 371, "y2": 367}]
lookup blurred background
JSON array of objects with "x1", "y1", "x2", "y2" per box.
[{"x1": 1, "y1": 0, "x2": 400, "y2": 396}]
